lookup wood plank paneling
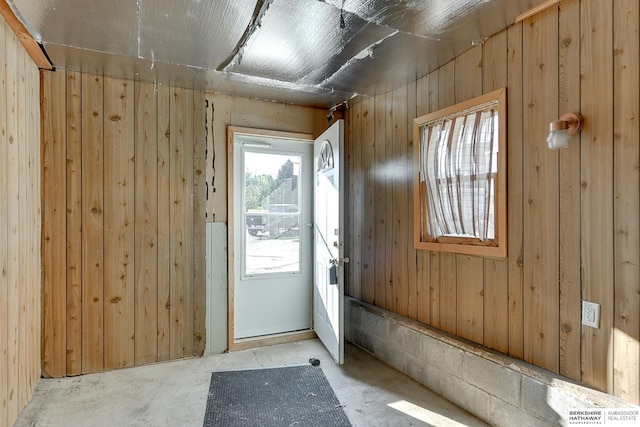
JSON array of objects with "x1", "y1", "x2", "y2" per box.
[
  {"x1": 581, "y1": 0, "x2": 614, "y2": 393},
  {"x1": 360, "y1": 97, "x2": 375, "y2": 304},
  {"x1": 103, "y1": 77, "x2": 135, "y2": 370},
  {"x1": 373, "y1": 93, "x2": 387, "y2": 308},
  {"x1": 558, "y1": 0, "x2": 582, "y2": 381},
  {"x1": 42, "y1": 72, "x2": 207, "y2": 376},
  {"x1": 1, "y1": 16, "x2": 41, "y2": 425},
  {"x1": 41, "y1": 69, "x2": 67, "y2": 379},
  {"x1": 482, "y1": 30, "x2": 509, "y2": 354},
  {"x1": 81, "y1": 73, "x2": 105, "y2": 374},
  {"x1": 384, "y1": 91, "x2": 394, "y2": 312},
  {"x1": 415, "y1": 74, "x2": 431, "y2": 325},
  {"x1": 66, "y1": 71, "x2": 83, "y2": 376},
  {"x1": 523, "y1": 7, "x2": 560, "y2": 373},
  {"x1": 392, "y1": 86, "x2": 408, "y2": 317},
  {"x1": 1, "y1": 19, "x2": 8, "y2": 425},
  {"x1": 157, "y1": 83, "x2": 172, "y2": 362},
  {"x1": 406, "y1": 79, "x2": 418, "y2": 321},
  {"x1": 170, "y1": 86, "x2": 195, "y2": 359},
  {"x1": 193, "y1": 90, "x2": 207, "y2": 356},
  {"x1": 134, "y1": 80, "x2": 159, "y2": 366},
  {"x1": 206, "y1": 94, "x2": 230, "y2": 223},
  {"x1": 613, "y1": 0, "x2": 640, "y2": 403},
  {"x1": 506, "y1": 21, "x2": 525, "y2": 360},
  {"x1": 351, "y1": 101, "x2": 362, "y2": 299},
  {"x1": 344, "y1": 0, "x2": 639, "y2": 406},
  {"x1": 6, "y1": 30, "x2": 20, "y2": 421},
  {"x1": 457, "y1": 256, "x2": 484, "y2": 343}
]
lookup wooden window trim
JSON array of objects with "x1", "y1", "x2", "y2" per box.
[{"x1": 413, "y1": 87, "x2": 507, "y2": 258}]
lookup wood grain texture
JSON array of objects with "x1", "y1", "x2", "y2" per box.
[
  {"x1": 373, "y1": 93, "x2": 387, "y2": 309},
  {"x1": 613, "y1": 0, "x2": 640, "y2": 404},
  {"x1": 406, "y1": 80, "x2": 418, "y2": 321},
  {"x1": 580, "y1": 0, "x2": 614, "y2": 393},
  {"x1": 392, "y1": 86, "x2": 409, "y2": 317},
  {"x1": 1, "y1": 20, "x2": 9, "y2": 425},
  {"x1": 156, "y1": 83, "x2": 172, "y2": 362},
  {"x1": 40, "y1": 58, "x2": 67, "y2": 380},
  {"x1": 482, "y1": 30, "x2": 510, "y2": 354},
  {"x1": 384, "y1": 91, "x2": 395, "y2": 312},
  {"x1": 558, "y1": 0, "x2": 582, "y2": 381},
  {"x1": 456, "y1": 255, "x2": 485, "y2": 343},
  {"x1": 360, "y1": 97, "x2": 375, "y2": 304},
  {"x1": 66, "y1": 71, "x2": 83, "y2": 376},
  {"x1": 134, "y1": 80, "x2": 159, "y2": 365},
  {"x1": 170, "y1": 86, "x2": 195, "y2": 359},
  {"x1": 353, "y1": 101, "x2": 363, "y2": 300},
  {"x1": 206, "y1": 94, "x2": 230, "y2": 223},
  {"x1": 341, "y1": 0, "x2": 638, "y2": 405},
  {"x1": 29, "y1": 58, "x2": 41, "y2": 399},
  {"x1": 193, "y1": 90, "x2": 207, "y2": 356},
  {"x1": 523, "y1": 6, "x2": 560, "y2": 373},
  {"x1": 103, "y1": 77, "x2": 135, "y2": 370},
  {"x1": 5, "y1": 31, "x2": 19, "y2": 421},
  {"x1": 506, "y1": 21, "x2": 525, "y2": 360},
  {"x1": 81, "y1": 73, "x2": 105, "y2": 374},
  {"x1": 415, "y1": 74, "x2": 431, "y2": 325},
  {"x1": 0, "y1": 23, "x2": 41, "y2": 425}
]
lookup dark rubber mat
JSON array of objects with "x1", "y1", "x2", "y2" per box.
[{"x1": 203, "y1": 365, "x2": 351, "y2": 427}]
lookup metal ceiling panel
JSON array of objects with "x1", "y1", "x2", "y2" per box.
[
  {"x1": 42, "y1": 42, "x2": 225, "y2": 91},
  {"x1": 227, "y1": 0, "x2": 394, "y2": 84},
  {"x1": 319, "y1": 0, "x2": 537, "y2": 39},
  {"x1": 139, "y1": 0, "x2": 257, "y2": 70},
  {"x1": 321, "y1": 31, "x2": 456, "y2": 96},
  {"x1": 11, "y1": 0, "x2": 555, "y2": 108},
  {"x1": 214, "y1": 71, "x2": 353, "y2": 108},
  {"x1": 11, "y1": 0, "x2": 138, "y2": 58}
]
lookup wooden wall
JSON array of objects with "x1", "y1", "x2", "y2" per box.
[
  {"x1": 41, "y1": 70, "x2": 206, "y2": 377},
  {"x1": 345, "y1": 0, "x2": 640, "y2": 404},
  {"x1": 0, "y1": 17, "x2": 41, "y2": 427},
  {"x1": 203, "y1": 93, "x2": 328, "y2": 223}
]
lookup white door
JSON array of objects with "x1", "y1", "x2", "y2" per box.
[
  {"x1": 314, "y1": 120, "x2": 346, "y2": 364},
  {"x1": 233, "y1": 135, "x2": 313, "y2": 339}
]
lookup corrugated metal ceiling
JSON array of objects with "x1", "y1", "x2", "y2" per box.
[{"x1": 9, "y1": 0, "x2": 551, "y2": 108}]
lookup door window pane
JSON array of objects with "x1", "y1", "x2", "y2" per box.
[{"x1": 244, "y1": 151, "x2": 302, "y2": 276}]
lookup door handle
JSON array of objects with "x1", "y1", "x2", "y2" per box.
[{"x1": 340, "y1": 257, "x2": 350, "y2": 264}]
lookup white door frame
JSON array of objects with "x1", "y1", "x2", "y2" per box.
[{"x1": 227, "y1": 126, "x2": 317, "y2": 351}]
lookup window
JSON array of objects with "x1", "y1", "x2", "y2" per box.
[{"x1": 413, "y1": 88, "x2": 507, "y2": 257}]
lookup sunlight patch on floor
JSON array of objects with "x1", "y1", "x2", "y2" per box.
[{"x1": 388, "y1": 400, "x2": 470, "y2": 426}]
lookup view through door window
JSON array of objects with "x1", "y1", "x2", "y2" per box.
[{"x1": 244, "y1": 151, "x2": 302, "y2": 276}]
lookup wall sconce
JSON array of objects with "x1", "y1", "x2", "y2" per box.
[{"x1": 546, "y1": 113, "x2": 583, "y2": 150}]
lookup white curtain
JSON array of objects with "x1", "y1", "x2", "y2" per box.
[{"x1": 419, "y1": 105, "x2": 498, "y2": 242}]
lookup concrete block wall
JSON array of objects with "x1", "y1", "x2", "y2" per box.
[{"x1": 345, "y1": 297, "x2": 636, "y2": 427}]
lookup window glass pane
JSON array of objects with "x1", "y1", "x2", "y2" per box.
[
  {"x1": 420, "y1": 105, "x2": 497, "y2": 241},
  {"x1": 243, "y1": 151, "x2": 302, "y2": 276}
]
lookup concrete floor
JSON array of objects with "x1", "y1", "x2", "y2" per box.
[{"x1": 15, "y1": 340, "x2": 489, "y2": 426}]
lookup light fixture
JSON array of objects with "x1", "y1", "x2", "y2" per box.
[{"x1": 546, "y1": 113, "x2": 583, "y2": 150}]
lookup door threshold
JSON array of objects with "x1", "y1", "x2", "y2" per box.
[{"x1": 230, "y1": 330, "x2": 316, "y2": 352}]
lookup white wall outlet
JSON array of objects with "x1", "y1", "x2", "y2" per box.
[{"x1": 582, "y1": 301, "x2": 600, "y2": 328}]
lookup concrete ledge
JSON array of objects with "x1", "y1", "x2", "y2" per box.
[{"x1": 345, "y1": 297, "x2": 637, "y2": 427}]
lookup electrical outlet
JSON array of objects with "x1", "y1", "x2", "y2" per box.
[{"x1": 582, "y1": 301, "x2": 600, "y2": 328}]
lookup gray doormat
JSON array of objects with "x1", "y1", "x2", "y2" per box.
[{"x1": 203, "y1": 365, "x2": 351, "y2": 427}]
